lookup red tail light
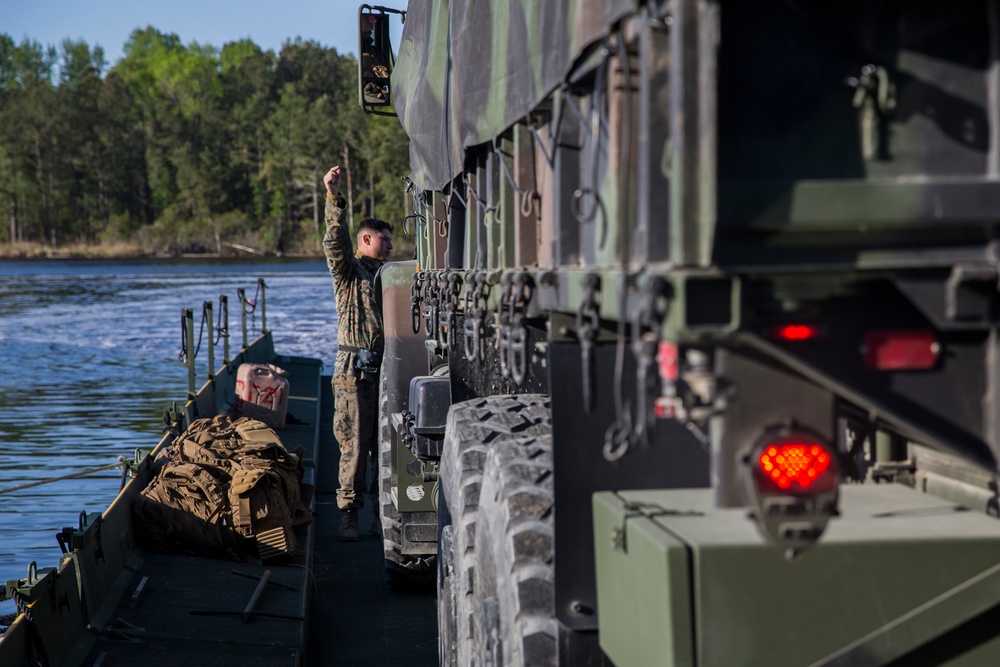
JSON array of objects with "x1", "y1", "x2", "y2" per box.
[
  {"x1": 861, "y1": 330, "x2": 940, "y2": 371},
  {"x1": 772, "y1": 324, "x2": 822, "y2": 342},
  {"x1": 752, "y1": 431, "x2": 837, "y2": 496},
  {"x1": 758, "y1": 442, "x2": 832, "y2": 491},
  {"x1": 747, "y1": 426, "x2": 840, "y2": 556}
]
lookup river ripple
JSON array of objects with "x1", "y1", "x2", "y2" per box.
[{"x1": 0, "y1": 258, "x2": 337, "y2": 615}]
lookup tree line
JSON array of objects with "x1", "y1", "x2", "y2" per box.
[{"x1": 0, "y1": 28, "x2": 412, "y2": 256}]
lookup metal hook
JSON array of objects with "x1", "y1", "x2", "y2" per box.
[
  {"x1": 603, "y1": 405, "x2": 634, "y2": 462},
  {"x1": 520, "y1": 189, "x2": 539, "y2": 218}
]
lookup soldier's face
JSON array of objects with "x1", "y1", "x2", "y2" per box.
[{"x1": 364, "y1": 231, "x2": 392, "y2": 261}]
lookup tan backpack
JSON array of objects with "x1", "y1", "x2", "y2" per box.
[
  {"x1": 132, "y1": 461, "x2": 244, "y2": 559},
  {"x1": 134, "y1": 415, "x2": 311, "y2": 561}
]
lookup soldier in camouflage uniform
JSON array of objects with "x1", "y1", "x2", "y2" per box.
[{"x1": 322, "y1": 166, "x2": 393, "y2": 542}]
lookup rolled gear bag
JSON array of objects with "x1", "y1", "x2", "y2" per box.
[
  {"x1": 132, "y1": 461, "x2": 243, "y2": 559},
  {"x1": 231, "y1": 417, "x2": 311, "y2": 525},
  {"x1": 152, "y1": 414, "x2": 244, "y2": 474},
  {"x1": 136, "y1": 415, "x2": 312, "y2": 561}
]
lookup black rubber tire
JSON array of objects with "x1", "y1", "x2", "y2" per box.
[
  {"x1": 438, "y1": 394, "x2": 551, "y2": 667},
  {"x1": 378, "y1": 372, "x2": 435, "y2": 587},
  {"x1": 474, "y1": 433, "x2": 556, "y2": 667},
  {"x1": 437, "y1": 507, "x2": 459, "y2": 666}
]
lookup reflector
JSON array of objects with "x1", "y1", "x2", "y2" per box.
[
  {"x1": 861, "y1": 330, "x2": 940, "y2": 371},
  {"x1": 657, "y1": 341, "x2": 678, "y2": 381}
]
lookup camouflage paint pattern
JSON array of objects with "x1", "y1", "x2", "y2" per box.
[{"x1": 392, "y1": 0, "x2": 635, "y2": 192}]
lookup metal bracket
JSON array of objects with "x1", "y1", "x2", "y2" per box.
[
  {"x1": 847, "y1": 64, "x2": 897, "y2": 161},
  {"x1": 633, "y1": 277, "x2": 670, "y2": 446},
  {"x1": 576, "y1": 273, "x2": 602, "y2": 413},
  {"x1": 497, "y1": 274, "x2": 514, "y2": 379},
  {"x1": 946, "y1": 264, "x2": 998, "y2": 322},
  {"x1": 464, "y1": 271, "x2": 490, "y2": 363},
  {"x1": 410, "y1": 270, "x2": 424, "y2": 334},
  {"x1": 443, "y1": 272, "x2": 463, "y2": 351},
  {"x1": 423, "y1": 272, "x2": 440, "y2": 344},
  {"x1": 510, "y1": 272, "x2": 535, "y2": 386}
]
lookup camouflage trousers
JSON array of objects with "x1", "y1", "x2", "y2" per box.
[{"x1": 332, "y1": 372, "x2": 379, "y2": 511}]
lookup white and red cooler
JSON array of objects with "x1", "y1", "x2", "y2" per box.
[{"x1": 234, "y1": 363, "x2": 290, "y2": 429}]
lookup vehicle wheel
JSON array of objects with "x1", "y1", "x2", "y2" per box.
[
  {"x1": 438, "y1": 394, "x2": 551, "y2": 667},
  {"x1": 473, "y1": 433, "x2": 556, "y2": 667},
  {"x1": 437, "y1": 505, "x2": 459, "y2": 666},
  {"x1": 378, "y1": 371, "x2": 435, "y2": 587}
]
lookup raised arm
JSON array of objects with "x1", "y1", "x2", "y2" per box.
[{"x1": 322, "y1": 166, "x2": 355, "y2": 281}]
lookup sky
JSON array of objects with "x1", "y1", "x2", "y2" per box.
[{"x1": 1, "y1": 0, "x2": 401, "y2": 67}]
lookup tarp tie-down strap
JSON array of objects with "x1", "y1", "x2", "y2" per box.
[{"x1": 0, "y1": 458, "x2": 128, "y2": 496}]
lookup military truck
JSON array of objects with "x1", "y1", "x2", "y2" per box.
[{"x1": 362, "y1": 1, "x2": 1000, "y2": 665}]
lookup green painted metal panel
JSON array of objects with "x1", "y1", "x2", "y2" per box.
[
  {"x1": 418, "y1": 197, "x2": 434, "y2": 270},
  {"x1": 938, "y1": 637, "x2": 1000, "y2": 667},
  {"x1": 817, "y1": 558, "x2": 1000, "y2": 665},
  {"x1": 595, "y1": 485, "x2": 1000, "y2": 667},
  {"x1": 719, "y1": 181, "x2": 1000, "y2": 230},
  {"x1": 432, "y1": 192, "x2": 448, "y2": 270},
  {"x1": 393, "y1": 413, "x2": 436, "y2": 513},
  {"x1": 0, "y1": 618, "x2": 28, "y2": 663},
  {"x1": 465, "y1": 171, "x2": 482, "y2": 269},
  {"x1": 594, "y1": 492, "x2": 695, "y2": 667},
  {"x1": 496, "y1": 135, "x2": 517, "y2": 269}
]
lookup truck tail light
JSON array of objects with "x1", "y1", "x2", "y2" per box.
[
  {"x1": 757, "y1": 441, "x2": 835, "y2": 494},
  {"x1": 772, "y1": 323, "x2": 822, "y2": 342},
  {"x1": 745, "y1": 426, "x2": 840, "y2": 558},
  {"x1": 861, "y1": 330, "x2": 940, "y2": 371}
]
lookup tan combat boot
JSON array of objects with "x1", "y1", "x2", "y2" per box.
[{"x1": 338, "y1": 509, "x2": 359, "y2": 542}]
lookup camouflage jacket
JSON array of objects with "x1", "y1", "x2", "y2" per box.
[{"x1": 323, "y1": 193, "x2": 384, "y2": 377}]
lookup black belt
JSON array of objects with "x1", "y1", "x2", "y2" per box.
[{"x1": 339, "y1": 345, "x2": 361, "y2": 352}]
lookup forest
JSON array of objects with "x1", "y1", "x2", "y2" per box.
[{"x1": 0, "y1": 28, "x2": 412, "y2": 258}]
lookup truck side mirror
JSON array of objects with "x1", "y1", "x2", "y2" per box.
[{"x1": 358, "y1": 9, "x2": 394, "y2": 109}]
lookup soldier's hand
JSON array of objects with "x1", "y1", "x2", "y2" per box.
[{"x1": 324, "y1": 166, "x2": 342, "y2": 196}]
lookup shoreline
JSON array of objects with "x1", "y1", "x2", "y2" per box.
[
  {"x1": 0, "y1": 240, "x2": 415, "y2": 262},
  {"x1": 0, "y1": 244, "x2": 325, "y2": 261}
]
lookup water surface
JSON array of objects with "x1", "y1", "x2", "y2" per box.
[{"x1": 0, "y1": 258, "x2": 337, "y2": 616}]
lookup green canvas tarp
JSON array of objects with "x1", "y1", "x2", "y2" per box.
[{"x1": 391, "y1": 0, "x2": 642, "y2": 191}]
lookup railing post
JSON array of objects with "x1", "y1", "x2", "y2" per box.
[
  {"x1": 238, "y1": 288, "x2": 249, "y2": 350},
  {"x1": 184, "y1": 308, "x2": 196, "y2": 397},
  {"x1": 205, "y1": 300, "x2": 215, "y2": 379},
  {"x1": 220, "y1": 295, "x2": 230, "y2": 364},
  {"x1": 258, "y1": 278, "x2": 268, "y2": 333}
]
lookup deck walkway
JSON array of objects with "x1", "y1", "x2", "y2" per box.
[
  {"x1": 79, "y1": 356, "x2": 437, "y2": 666},
  {"x1": 307, "y1": 377, "x2": 437, "y2": 666}
]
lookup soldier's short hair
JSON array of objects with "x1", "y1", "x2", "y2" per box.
[{"x1": 358, "y1": 218, "x2": 392, "y2": 235}]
